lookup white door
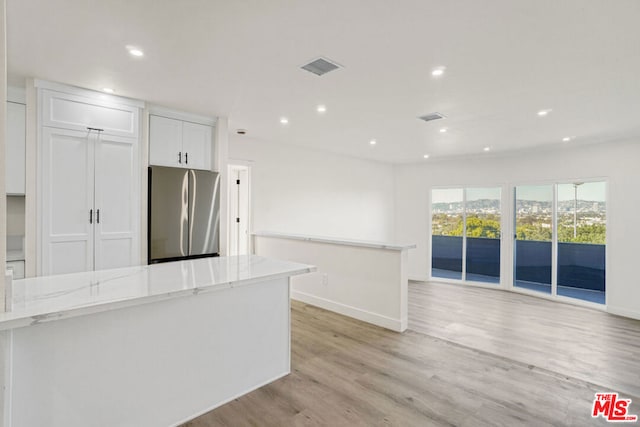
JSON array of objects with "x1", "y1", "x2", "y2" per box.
[
  {"x1": 94, "y1": 133, "x2": 139, "y2": 270},
  {"x1": 182, "y1": 121, "x2": 212, "y2": 170},
  {"x1": 41, "y1": 127, "x2": 95, "y2": 275},
  {"x1": 149, "y1": 115, "x2": 183, "y2": 168},
  {"x1": 228, "y1": 165, "x2": 250, "y2": 256}
]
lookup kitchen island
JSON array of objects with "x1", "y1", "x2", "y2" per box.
[{"x1": 0, "y1": 255, "x2": 314, "y2": 427}]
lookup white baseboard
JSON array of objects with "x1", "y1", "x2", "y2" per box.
[
  {"x1": 607, "y1": 305, "x2": 640, "y2": 321},
  {"x1": 291, "y1": 290, "x2": 406, "y2": 333},
  {"x1": 408, "y1": 275, "x2": 429, "y2": 282}
]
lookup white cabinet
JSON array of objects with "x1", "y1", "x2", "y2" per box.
[
  {"x1": 41, "y1": 90, "x2": 139, "y2": 138},
  {"x1": 181, "y1": 121, "x2": 212, "y2": 170},
  {"x1": 39, "y1": 86, "x2": 140, "y2": 275},
  {"x1": 93, "y1": 133, "x2": 140, "y2": 270},
  {"x1": 149, "y1": 115, "x2": 182, "y2": 168},
  {"x1": 6, "y1": 101, "x2": 26, "y2": 194},
  {"x1": 149, "y1": 115, "x2": 213, "y2": 170}
]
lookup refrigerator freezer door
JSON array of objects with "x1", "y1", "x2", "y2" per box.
[
  {"x1": 149, "y1": 166, "x2": 189, "y2": 261},
  {"x1": 188, "y1": 170, "x2": 220, "y2": 256}
]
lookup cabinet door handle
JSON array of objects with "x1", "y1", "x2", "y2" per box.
[
  {"x1": 89, "y1": 209, "x2": 93, "y2": 224},
  {"x1": 96, "y1": 209, "x2": 100, "y2": 224},
  {"x1": 178, "y1": 152, "x2": 182, "y2": 164},
  {"x1": 185, "y1": 152, "x2": 188, "y2": 164}
]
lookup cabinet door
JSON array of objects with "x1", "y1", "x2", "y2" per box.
[
  {"x1": 149, "y1": 115, "x2": 183, "y2": 167},
  {"x1": 6, "y1": 102, "x2": 26, "y2": 194},
  {"x1": 182, "y1": 121, "x2": 212, "y2": 170},
  {"x1": 94, "y1": 133, "x2": 139, "y2": 270},
  {"x1": 41, "y1": 89, "x2": 139, "y2": 138},
  {"x1": 41, "y1": 127, "x2": 94, "y2": 275}
]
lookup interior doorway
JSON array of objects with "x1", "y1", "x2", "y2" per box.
[{"x1": 227, "y1": 164, "x2": 251, "y2": 256}]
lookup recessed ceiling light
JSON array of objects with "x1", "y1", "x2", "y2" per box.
[
  {"x1": 423, "y1": 154, "x2": 430, "y2": 159},
  {"x1": 127, "y1": 47, "x2": 144, "y2": 57},
  {"x1": 316, "y1": 105, "x2": 326, "y2": 113},
  {"x1": 562, "y1": 136, "x2": 571, "y2": 142},
  {"x1": 102, "y1": 88, "x2": 114, "y2": 94},
  {"x1": 537, "y1": 109, "x2": 551, "y2": 116},
  {"x1": 280, "y1": 117, "x2": 289, "y2": 125},
  {"x1": 431, "y1": 67, "x2": 446, "y2": 77},
  {"x1": 369, "y1": 139, "x2": 377, "y2": 145},
  {"x1": 483, "y1": 147, "x2": 491, "y2": 152},
  {"x1": 439, "y1": 127, "x2": 447, "y2": 133}
]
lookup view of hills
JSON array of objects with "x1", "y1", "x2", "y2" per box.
[{"x1": 433, "y1": 199, "x2": 606, "y2": 214}]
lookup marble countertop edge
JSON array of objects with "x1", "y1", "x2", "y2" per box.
[
  {"x1": 252, "y1": 231, "x2": 417, "y2": 251},
  {"x1": 0, "y1": 257, "x2": 315, "y2": 332}
]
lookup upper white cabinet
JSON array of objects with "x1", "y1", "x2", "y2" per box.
[
  {"x1": 149, "y1": 115, "x2": 182, "y2": 167},
  {"x1": 6, "y1": 101, "x2": 26, "y2": 194},
  {"x1": 149, "y1": 114, "x2": 213, "y2": 170},
  {"x1": 41, "y1": 89, "x2": 139, "y2": 138},
  {"x1": 38, "y1": 84, "x2": 141, "y2": 275},
  {"x1": 182, "y1": 121, "x2": 212, "y2": 170}
]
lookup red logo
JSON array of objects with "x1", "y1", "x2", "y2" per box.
[{"x1": 592, "y1": 393, "x2": 638, "y2": 422}]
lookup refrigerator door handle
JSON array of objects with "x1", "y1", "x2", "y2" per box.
[
  {"x1": 188, "y1": 170, "x2": 195, "y2": 255},
  {"x1": 180, "y1": 171, "x2": 189, "y2": 257}
]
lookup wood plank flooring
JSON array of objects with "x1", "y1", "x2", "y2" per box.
[{"x1": 182, "y1": 282, "x2": 640, "y2": 426}]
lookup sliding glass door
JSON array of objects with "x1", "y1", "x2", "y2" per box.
[
  {"x1": 513, "y1": 181, "x2": 606, "y2": 304},
  {"x1": 514, "y1": 185, "x2": 553, "y2": 294},
  {"x1": 431, "y1": 187, "x2": 501, "y2": 284}
]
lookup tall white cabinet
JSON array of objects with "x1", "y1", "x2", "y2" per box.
[{"x1": 38, "y1": 84, "x2": 142, "y2": 275}]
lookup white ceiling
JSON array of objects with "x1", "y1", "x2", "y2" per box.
[{"x1": 7, "y1": 0, "x2": 640, "y2": 163}]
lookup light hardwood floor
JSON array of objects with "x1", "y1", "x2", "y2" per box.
[{"x1": 183, "y1": 282, "x2": 640, "y2": 426}]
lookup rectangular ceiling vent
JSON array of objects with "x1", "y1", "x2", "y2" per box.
[
  {"x1": 418, "y1": 112, "x2": 446, "y2": 122},
  {"x1": 301, "y1": 57, "x2": 341, "y2": 76}
]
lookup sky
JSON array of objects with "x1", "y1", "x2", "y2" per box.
[{"x1": 432, "y1": 182, "x2": 606, "y2": 204}]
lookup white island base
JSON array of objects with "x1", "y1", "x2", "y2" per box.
[{"x1": 0, "y1": 255, "x2": 314, "y2": 427}]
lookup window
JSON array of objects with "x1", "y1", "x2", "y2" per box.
[
  {"x1": 465, "y1": 188, "x2": 501, "y2": 283},
  {"x1": 431, "y1": 188, "x2": 463, "y2": 280},
  {"x1": 514, "y1": 185, "x2": 553, "y2": 294},
  {"x1": 556, "y1": 182, "x2": 606, "y2": 304}
]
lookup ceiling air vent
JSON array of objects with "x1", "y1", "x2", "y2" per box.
[
  {"x1": 301, "y1": 57, "x2": 341, "y2": 76},
  {"x1": 418, "y1": 112, "x2": 446, "y2": 122}
]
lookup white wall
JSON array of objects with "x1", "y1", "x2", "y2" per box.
[
  {"x1": 0, "y1": 0, "x2": 7, "y2": 307},
  {"x1": 394, "y1": 140, "x2": 640, "y2": 319},
  {"x1": 254, "y1": 235, "x2": 409, "y2": 332},
  {"x1": 229, "y1": 137, "x2": 395, "y2": 241}
]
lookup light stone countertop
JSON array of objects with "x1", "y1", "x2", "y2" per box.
[
  {"x1": 253, "y1": 231, "x2": 417, "y2": 251},
  {"x1": 0, "y1": 255, "x2": 315, "y2": 331}
]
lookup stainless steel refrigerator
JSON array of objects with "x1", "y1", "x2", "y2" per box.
[{"x1": 148, "y1": 166, "x2": 220, "y2": 263}]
